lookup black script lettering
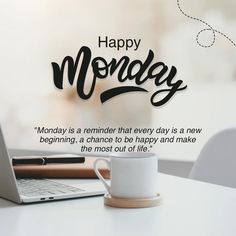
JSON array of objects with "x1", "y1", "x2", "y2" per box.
[
  {"x1": 101, "y1": 86, "x2": 148, "y2": 103},
  {"x1": 51, "y1": 46, "x2": 96, "y2": 99},
  {"x1": 151, "y1": 81, "x2": 186, "y2": 106},
  {"x1": 108, "y1": 57, "x2": 130, "y2": 81},
  {"x1": 92, "y1": 57, "x2": 109, "y2": 78},
  {"x1": 51, "y1": 46, "x2": 187, "y2": 107}
]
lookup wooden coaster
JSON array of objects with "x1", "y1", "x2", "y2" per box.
[{"x1": 104, "y1": 193, "x2": 161, "y2": 208}]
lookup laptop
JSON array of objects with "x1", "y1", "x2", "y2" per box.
[{"x1": 0, "y1": 126, "x2": 105, "y2": 204}]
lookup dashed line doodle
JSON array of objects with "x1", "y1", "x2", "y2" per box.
[{"x1": 177, "y1": 0, "x2": 236, "y2": 48}]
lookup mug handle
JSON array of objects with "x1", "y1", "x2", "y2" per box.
[{"x1": 93, "y1": 158, "x2": 111, "y2": 193}]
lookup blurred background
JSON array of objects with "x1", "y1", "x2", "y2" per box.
[{"x1": 1, "y1": 0, "x2": 236, "y2": 176}]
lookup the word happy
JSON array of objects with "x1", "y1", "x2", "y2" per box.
[{"x1": 98, "y1": 36, "x2": 141, "y2": 51}]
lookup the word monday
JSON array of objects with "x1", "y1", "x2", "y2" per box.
[{"x1": 51, "y1": 38, "x2": 187, "y2": 107}]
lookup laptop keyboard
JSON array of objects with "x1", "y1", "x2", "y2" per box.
[{"x1": 17, "y1": 179, "x2": 84, "y2": 197}]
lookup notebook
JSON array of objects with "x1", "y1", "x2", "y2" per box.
[{"x1": 13, "y1": 156, "x2": 110, "y2": 179}]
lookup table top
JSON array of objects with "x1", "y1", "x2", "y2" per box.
[{"x1": 0, "y1": 173, "x2": 235, "y2": 236}]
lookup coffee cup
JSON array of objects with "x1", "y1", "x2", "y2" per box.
[{"x1": 93, "y1": 152, "x2": 158, "y2": 199}]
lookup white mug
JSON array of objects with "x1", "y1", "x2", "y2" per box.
[{"x1": 93, "y1": 152, "x2": 158, "y2": 198}]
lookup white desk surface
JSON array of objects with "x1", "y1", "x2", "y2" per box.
[{"x1": 0, "y1": 174, "x2": 235, "y2": 236}]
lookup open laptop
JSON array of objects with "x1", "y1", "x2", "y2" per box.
[{"x1": 0, "y1": 126, "x2": 105, "y2": 204}]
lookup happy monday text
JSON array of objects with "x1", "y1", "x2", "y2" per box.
[{"x1": 51, "y1": 36, "x2": 187, "y2": 107}]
